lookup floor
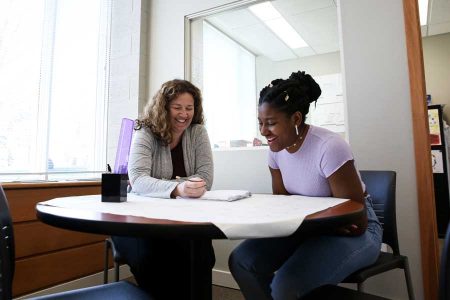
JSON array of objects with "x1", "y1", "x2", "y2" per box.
[
  {"x1": 212, "y1": 285, "x2": 245, "y2": 300},
  {"x1": 126, "y1": 277, "x2": 245, "y2": 300}
]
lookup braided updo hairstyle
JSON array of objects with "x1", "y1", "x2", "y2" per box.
[{"x1": 259, "y1": 71, "x2": 321, "y2": 122}]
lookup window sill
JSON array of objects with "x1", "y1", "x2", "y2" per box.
[
  {"x1": 212, "y1": 146, "x2": 269, "y2": 152},
  {"x1": 2, "y1": 180, "x2": 101, "y2": 190}
]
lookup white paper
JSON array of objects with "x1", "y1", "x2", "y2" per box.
[
  {"x1": 40, "y1": 194, "x2": 348, "y2": 239},
  {"x1": 177, "y1": 190, "x2": 251, "y2": 201},
  {"x1": 432, "y1": 150, "x2": 444, "y2": 173}
]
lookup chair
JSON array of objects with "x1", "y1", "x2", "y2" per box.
[
  {"x1": 0, "y1": 186, "x2": 151, "y2": 300},
  {"x1": 302, "y1": 170, "x2": 413, "y2": 299},
  {"x1": 301, "y1": 284, "x2": 390, "y2": 300},
  {"x1": 341, "y1": 170, "x2": 414, "y2": 299},
  {"x1": 104, "y1": 237, "x2": 125, "y2": 283},
  {"x1": 0, "y1": 187, "x2": 14, "y2": 300},
  {"x1": 439, "y1": 221, "x2": 450, "y2": 300},
  {"x1": 305, "y1": 214, "x2": 450, "y2": 300},
  {"x1": 103, "y1": 118, "x2": 134, "y2": 283},
  {"x1": 302, "y1": 170, "x2": 414, "y2": 299}
]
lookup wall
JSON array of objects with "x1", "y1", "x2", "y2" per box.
[
  {"x1": 106, "y1": 0, "x2": 149, "y2": 166},
  {"x1": 147, "y1": 0, "x2": 423, "y2": 298},
  {"x1": 423, "y1": 32, "x2": 450, "y2": 123},
  {"x1": 340, "y1": 1, "x2": 421, "y2": 299},
  {"x1": 256, "y1": 51, "x2": 341, "y2": 94},
  {"x1": 256, "y1": 52, "x2": 345, "y2": 138}
]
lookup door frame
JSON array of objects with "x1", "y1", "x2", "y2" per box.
[{"x1": 403, "y1": 0, "x2": 440, "y2": 299}]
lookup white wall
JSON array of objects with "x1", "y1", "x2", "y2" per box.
[
  {"x1": 256, "y1": 52, "x2": 344, "y2": 138},
  {"x1": 256, "y1": 51, "x2": 341, "y2": 95},
  {"x1": 340, "y1": 1, "x2": 421, "y2": 299},
  {"x1": 423, "y1": 32, "x2": 450, "y2": 123},
  {"x1": 107, "y1": 0, "x2": 148, "y2": 167},
  {"x1": 146, "y1": 0, "x2": 423, "y2": 298}
]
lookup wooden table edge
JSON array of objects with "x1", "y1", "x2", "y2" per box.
[
  {"x1": 305, "y1": 199, "x2": 364, "y2": 221},
  {"x1": 36, "y1": 199, "x2": 363, "y2": 239}
]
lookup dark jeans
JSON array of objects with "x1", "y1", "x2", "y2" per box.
[{"x1": 111, "y1": 236, "x2": 215, "y2": 300}]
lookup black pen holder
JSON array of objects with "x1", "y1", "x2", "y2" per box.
[{"x1": 101, "y1": 173, "x2": 128, "y2": 202}]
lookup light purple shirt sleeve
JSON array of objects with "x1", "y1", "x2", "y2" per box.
[
  {"x1": 319, "y1": 135, "x2": 354, "y2": 178},
  {"x1": 268, "y1": 151, "x2": 279, "y2": 169},
  {"x1": 264, "y1": 126, "x2": 358, "y2": 196}
]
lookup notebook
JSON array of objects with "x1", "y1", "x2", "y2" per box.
[{"x1": 177, "y1": 190, "x2": 251, "y2": 201}]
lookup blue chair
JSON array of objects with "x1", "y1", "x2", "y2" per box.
[
  {"x1": 302, "y1": 170, "x2": 414, "y2": 299},
  {"x1": 342, "y1": 171, "x2": 414, "y2": 299},
  {"x1": 0, "y1": 185, "x2": 151, "y2": 300}
]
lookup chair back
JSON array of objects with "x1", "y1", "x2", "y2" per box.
[
  {"x1": 440, "y1": 222, "x2": 450, "y2": 300},
  {"x1": 360, "y1": 170, "x2": 399, "y2": 255},
  {"x1": 0, "y1": 186, "x2": 15, "y2": 300}
]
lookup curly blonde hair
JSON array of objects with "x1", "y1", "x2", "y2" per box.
[{"x1": 136, "y1": 79, "x2": 205, "y2": 145}]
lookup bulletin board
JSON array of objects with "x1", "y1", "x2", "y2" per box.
[{"x1": 308, "y1": 73, "x2": 345, "y2": 134}]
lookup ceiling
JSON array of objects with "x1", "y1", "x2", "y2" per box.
[
  {"x1": 205, "y1": 0, "x2": 450, "y2": 62},
  {"x1": 421, "y1": 0, "x2": 450, "y2": 37}
]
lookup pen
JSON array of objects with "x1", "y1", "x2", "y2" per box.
[
  {"x1": 187, "y1": 177, "x2": 204, "y2": 182},
  {"x1": 175, "y1": 176, "x2": 204, "y2": 182},
  {"x1": 107, "y1": 164, "x2": 112, "y2": 173},
  {"x1": 175, "y1": 176, "x2": 206, "y2": 188}
]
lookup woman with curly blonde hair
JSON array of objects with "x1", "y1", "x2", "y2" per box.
[
  {"x1": 136, "y1": 79, "x2": 205, "y2": 146},
  {"x1": 131, "y1": 79, "x2": 213, "y2": 197},
  {"x1": 113, "y1": 79, "x2": 214, "y2": 299}
]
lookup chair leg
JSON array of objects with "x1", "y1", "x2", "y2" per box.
[
  {"x1": 108, "y1": 237, "x2": 121, "y2": 282},
  {"x1": 403, "y1": 258, "x2": 415, "y2": 300},
  {"x1": 114, "y1": 261, "x2": 120, "y2": 282},
  {"x1": 104, "y1": 239, "x2": 111, "y2": 284},
  {"x1": 357, "y1": 282, "x2": 365, "y2": 292}
]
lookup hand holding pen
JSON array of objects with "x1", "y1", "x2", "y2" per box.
[{"x1": 172, "y1": 177, "x2": 206, "y2": 198}]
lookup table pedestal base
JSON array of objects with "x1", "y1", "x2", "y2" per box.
[{"x1": 189, "y1": 239, "x2": 214, "y2": 300}]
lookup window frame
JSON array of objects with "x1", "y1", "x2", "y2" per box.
[{"x1": 0, "y1": 0, "x2": 112, "y2": 182}]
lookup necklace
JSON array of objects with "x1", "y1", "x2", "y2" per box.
[{"x1": 285, "y1": 125, "x2": 307, "y2": 150}]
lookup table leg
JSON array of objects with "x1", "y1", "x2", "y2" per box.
[{"x1": 189, "y1": 239, "x2": 213, "y2": 300}]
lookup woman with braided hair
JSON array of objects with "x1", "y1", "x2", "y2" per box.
[{"x1": 229, "y1": 71, "x2": 382, "y2": 299}]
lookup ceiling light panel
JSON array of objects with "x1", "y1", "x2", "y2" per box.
[
  {"x1": 249, "y1": 1, "x2": 308, "y2": 49},
  {"x1": 418, "y1": 0, "x2": 429, "y2": 26},
  {"x1": 249, "y1": 2, "x2": 281, "y2": 20}
]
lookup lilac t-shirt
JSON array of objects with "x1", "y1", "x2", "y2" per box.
[{"x1": 268, "y1": 125, "x2": 362, "y2": 197}]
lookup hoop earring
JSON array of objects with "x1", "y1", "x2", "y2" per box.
[{"x1": 295, "y1": 125, "x2": 299, "y2": 136}]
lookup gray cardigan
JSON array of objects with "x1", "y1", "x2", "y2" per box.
[{"x1": 128, "y1": 124, "x2": 214, "y2": 198}]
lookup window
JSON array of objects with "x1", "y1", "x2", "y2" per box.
[
  {"x1": 202, "y1": 22, "x2": 257, "y2": 149},
  {"x1": 187, "y1": 1, "x2": 345, "y2": 150},
  {"x1": 0, "y1": 0, "x2": 110, "y2": 182}
]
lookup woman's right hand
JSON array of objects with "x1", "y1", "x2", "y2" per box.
[{"x1": 172, "y1": 177, "x2": 206, "y2": 198}]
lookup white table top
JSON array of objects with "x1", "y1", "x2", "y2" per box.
[{"x1": 39, "y1": 193, "x2": 348, "y2": 239}]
